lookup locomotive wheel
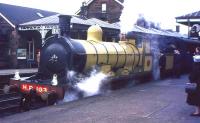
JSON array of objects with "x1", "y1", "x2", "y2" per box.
[
  {"x1": 20, "y1": 94, "x2": 31, "y2": 111},
  {"x1": 20, "y1": 90, "x2": 36, "y2": 110},
  {"x1": 46, "y1": 93, "x2": 58, "y2": 105}
]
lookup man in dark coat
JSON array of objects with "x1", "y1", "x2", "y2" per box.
[
  {"x1": 159, "y1": 53, "x2": 166, "y2": 79},
  {"x1": 187, "y1": 47, "x2": 200, "y2": 116},
  {"x1": 173, "y1": 49, "x2": 181, "y2": 78}
]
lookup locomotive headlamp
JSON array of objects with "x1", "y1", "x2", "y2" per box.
[
  {"x1": 14, "y1": 71, "x2": 21, "y2": 80},
  {"x1": 51, "y1": 74, "x2": 58, "y2": 86},
  {"x1": 193, "y1": 55, "x2": 200, "y2": 62},
  {"x1": 3, "y1": 85, "x2": 10, "y2": 94}
]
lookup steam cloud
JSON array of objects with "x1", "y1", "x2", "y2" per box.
[
  {"x1": 151, "y1": 40, "x2": 160, "y2": 80},
  {"x1": 76, "y1": 71, "x2": 107, "y2": 97},
  {"x1": 62, "y1": 69, "x2": 108, "y2": 103},
  {"x1": 120, "y1": 0, "x2": 162, "y2": 80}
]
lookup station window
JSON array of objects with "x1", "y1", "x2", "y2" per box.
[
  {"x1": 102, "y1": 3, "x2": 107, "y2": 13},
  {"x1": 27, "y1": 40, "x2": 35, "y2": 60}
]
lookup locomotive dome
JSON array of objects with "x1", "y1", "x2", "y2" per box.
[{"x1": 87, "y1": 24, "x2": 103, "y2": 42}]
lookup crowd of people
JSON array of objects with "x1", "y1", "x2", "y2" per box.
[
  {"x1": 158, "y1": 45, "x2": 200, "y2": 117},
  {"x1": 158, "y1": 45, "x2": 182, "y2": 79}
]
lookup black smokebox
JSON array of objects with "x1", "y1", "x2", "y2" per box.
[{"x1": 59, "y1": 15, "x2": 72, "y2": 37}]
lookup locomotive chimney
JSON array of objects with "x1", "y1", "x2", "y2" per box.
[{"x1": 59, "y1": 15, "x2": 72, "y2": 37}]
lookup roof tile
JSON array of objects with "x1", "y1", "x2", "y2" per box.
[{"x1": 0, "y1": 3, "x2": 57, "y2": 25}]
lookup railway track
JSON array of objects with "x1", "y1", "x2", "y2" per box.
[
  {"x1": 0, "y1": 89, "x2": 21, "y2": 117},
  {"x1": 0, "y1": 87, "x2": 48, "y2": 118},
  {"x1": 0, "y1": 69, "x2": 42, "y2": 117},
  {"x1": 0, "y1": 75, "x2": 21, "y2": 117}
]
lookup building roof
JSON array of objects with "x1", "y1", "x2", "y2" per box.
[
  {"x1": 127, "y1": 25, "x2": 187, "y2": 39},
  {"x1": 20, "y1": 13, "x2": 186, "y2": 38},
  {"x1": 176, "y1": 11, "x2": 200, "y2": 19},
  {"x1": 108, "y1": 22, "x2": 187, "y2": 39},
  {"x1": 87, "y1": 18, "x2": 120, "y2": 29},
  {"x1": 19, "y1": 14, "x2": 120, "y2": 30},
  {"x1": 176, "y1": 10, "x2": 200, "y2": 26},
  {"x1": 127, "y1": 26, "x2": 199, "y2": 43},
  {"x1": 114, "y1": 0, "x2": 124, "y2": 6},
  {"x1": 0, "y1": 3, "x2": 57, "y2": 27}
]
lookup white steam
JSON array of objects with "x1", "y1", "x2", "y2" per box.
[
  {"x1": 121, "y1": 0, "x2": 163, "y2": 79},
  {"x1": 76, "y1": 71, "x2": 107, "y2": 97},
  {"x1": 63, "y1": 91, "x2": 79, "y2": 102},
  {"x1": 151, "y1": 40, "x2": 160, "y2": 80},
  {"x1": 62, "y1": 69, "x2": 108, "y2": 103}
]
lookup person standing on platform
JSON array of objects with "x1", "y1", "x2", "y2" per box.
[
  {"x1": 173, "y1": 48, "x2": 181, "y2": 78},
  {"x1": 159, "y1": 52, "x2": 166, "y2": 79},
  {"x1": 187, "y1": 47, "x2": 200, "y2": 116}
]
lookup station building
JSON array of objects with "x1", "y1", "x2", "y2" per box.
[
  {"x1": 0, "y1": 3, "x2": 56, "y2": 69},
  {"x1": 76, "y1": 0, "x2": 124, "y2": 23},
  {"x1": 0, "y1": 3, "x2": 120, "y2": 69}
]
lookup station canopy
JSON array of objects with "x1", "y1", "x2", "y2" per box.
[
  {"x1": 18, "y1": 14, "x2": 188, "y2": 41},
  {"x1": 18, "y1": 14, "x2": 120, "y2": 31},
  {"x1": 176, "y1": 10, "x2": 200, "y2": 26},
  {"x1": 128, "y1": 25, "x2": 187, "y2": 39}
]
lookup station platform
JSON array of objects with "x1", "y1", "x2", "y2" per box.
[
  {"x1": 0, "y1": 68, "x2": 38, "y2": 88},
  {"x1": 0, "y1": 68, "x2": 38, "y2": 76},
  {"x1": 1, "y1": 75, "x2": 200, "y2": 123}
]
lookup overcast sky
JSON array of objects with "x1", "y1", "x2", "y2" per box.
[
  {"x1": 121, "y1": 0, "x2": 200, "y2": 33},
  {"x1": 0, "y1": 0, "x2": 199, "y2": 34}
]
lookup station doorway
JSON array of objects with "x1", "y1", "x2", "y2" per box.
[{"x1": 18, "y1": 30, "x2": 42, "y2": 68}]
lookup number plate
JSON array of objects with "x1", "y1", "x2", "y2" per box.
[{"x1": 20, "y1": 83, "x2": 48, "y2": 93}]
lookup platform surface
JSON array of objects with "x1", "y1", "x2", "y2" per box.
[
  {"x1": 1, "y1": 75, "x2": 200, "y2": 123},
  {"x1": 0, "y1": 68, "x2": 38, "y2": 76}
]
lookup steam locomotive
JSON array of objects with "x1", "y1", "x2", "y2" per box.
[{"x1": 4, "y1": 15, "x2": 200, "y2": 106}]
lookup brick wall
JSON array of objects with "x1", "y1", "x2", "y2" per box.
[{"x1": 80, "y1": 0, "x2": 123, "y2": 23}]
